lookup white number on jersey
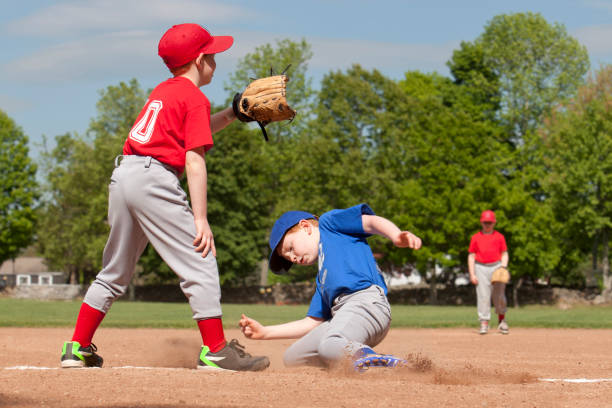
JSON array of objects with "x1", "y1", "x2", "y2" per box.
[{"x1": 129, "y1": 100, "x2": 163, "y2": 144}]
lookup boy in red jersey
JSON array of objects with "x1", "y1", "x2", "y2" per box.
[
  {"x1": 60, "y1": 23, "x2": 269, "y2": 371},
  {"x1": 468, "y1": 210, "x2": 509, "y2": 335}
]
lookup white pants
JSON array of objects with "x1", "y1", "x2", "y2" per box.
[
  {"x1": 475, "y1": 262, "x2": 507, "y2": 321},
  {"x1": 83, "y1": 155, "x2": 222, "y2": 320},
  {"x1": 283, "y1": 285, "x2": 391, "y2": 367}
]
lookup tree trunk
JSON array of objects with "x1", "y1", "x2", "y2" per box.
[
  {"x1": 429, "y1": 262, "x2": 437, "y2": 305},
  {"x1": 513, "y1": 276, "x2": 524, "y2": 308},
  {"x1": 602, "y1": 228, "x2": 611, "y2": 295},
  {"x1": 259, "y1": 259, "x2": 268, "y2": 287},
  {"x1": 128, "y1": 274, "x2": 136, "y2": 302},
  {"x1": 69, "y1": 267, "x2": 77, "y2": 284},
  {"x1": 588, "y1": 233, "x2": 599, "y2": 288}
]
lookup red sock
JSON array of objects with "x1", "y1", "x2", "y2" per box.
[
  {"x1": 197, "y1": 318, "x2": 226, "y2": 353},
  {"x1": 71, "y1": 302, "x2": 105, "y2": 347},
  {"x1": 498, "y1": 314, "x2": 505, "y2": 323}
]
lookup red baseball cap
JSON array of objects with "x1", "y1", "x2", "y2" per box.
[
  {"x1": 480, "y1": 210, "x2": 496, "y2": 223},
  {"x1": 158, "y1": 23, "x2": 233, "y2": 69}
]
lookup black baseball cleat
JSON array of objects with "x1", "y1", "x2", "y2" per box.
[
  {"x1": 60, "y1": 341, "x2": 103, "y2": 368},
  {"x1": 197, "y1": 339, "x2": 270, "y2": 371}
]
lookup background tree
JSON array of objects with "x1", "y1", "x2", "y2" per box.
[
  {"x1": 380, "y1": 71, "x2": 507, "y2": 302},
  {"x1": 0, "y1": 110, "x2": 38, "y2": 264},
  {"x1": 38, "y1": 133, "x2": 98, "y2": 283},
  {"x1": 475, "y1": 12, "x2": 589, "y2": 141},
  {"x1": 206, "y1": 39, "x2": 315, "y2": 285},
  {"x1": 448, "y1": 12, "x2": 589, "y2": 296},
  {"x1": 225, "y1": 38, "x2": 314, "y2": 141},
  {"x1": 543, "y1": 65, "x2": 612, "y2": 295},
  {"x1": 38, "y1": 80, "x2": 147, "y2": 283}
]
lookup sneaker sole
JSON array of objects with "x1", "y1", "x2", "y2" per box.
[
  {"x1": 196, "y1": 365, "x2": 236, "y2": 372},
  {"x1": 61, "y1": 360, "x2": 85, "y2": 368}
]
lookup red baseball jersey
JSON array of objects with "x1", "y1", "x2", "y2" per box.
[
  {"x1": 123, "y1": 76, "x2": 213, "y2": 174},
  {"x1": 468, "y1": 231, "x2": 507, "y2": 263}
]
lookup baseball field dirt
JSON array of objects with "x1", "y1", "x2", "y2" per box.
[{"x1": 1, "y1": 327, "x2": 611, "y2": 407}]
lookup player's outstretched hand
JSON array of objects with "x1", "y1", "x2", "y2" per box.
[
  {"x1": 193, "y1": 218, "x2": 216, "y2": 258},
  {"x1": 393, "y1": 231, "x2": 422, "y2": 250},
  {"x1": 239, "y1": 314, "x2": 266, "y2": 340}
]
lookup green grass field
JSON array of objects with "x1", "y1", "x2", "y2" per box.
[{"x1": 1, "y1": 298, "x2": 611, "y2": 328}]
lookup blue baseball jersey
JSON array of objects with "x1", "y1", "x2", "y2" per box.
[{"x1": 306, "y1": 204, "x2": 388, "y2": 320}]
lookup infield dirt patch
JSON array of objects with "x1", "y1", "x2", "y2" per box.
[{"x1": 1, "y1": 327, "x2": 611, "y2": 407}]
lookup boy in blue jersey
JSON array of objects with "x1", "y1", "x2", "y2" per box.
[{"x1": 239, "y1": 204, "x2": 422, "y2": 371}]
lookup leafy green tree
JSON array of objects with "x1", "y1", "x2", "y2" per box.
[
  {"x1": 279, "y1": 65, "x2": 391, "y2": 213},
  {"x1": 225, "y1": 38, "x2": 314, "y2": 141},
  {"x1": 38, "y1": 80, "x2": 147, "y2": 283},
  {"x1": 474, "y1": 12, "x2": 589, "y2": 140},
  {"x1": 543, "y1": 65, "x2": 612, "y2": 294},
  {"x1": 0, "y1": 110, "x2": 37, "y2": 264},
  {"x1": 446, "y1": 12, "x2": 588, "y2": 295},
  {"x1": 38, "y1": 133, "x2": 99, "y2": 283},
  {"x1": 380, "y1": 71, "x2": 509, "y2": 301},
  {"x1": 208, "y1": 39, "x2": 316, "y2": 284}
]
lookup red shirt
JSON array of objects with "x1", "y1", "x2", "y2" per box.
[
  {"x1": 468, "y1": 231, "x2": 507, "y2": 263},
  {"x1": 123, "y1": 76, "x2": 213, "y2": 174}
]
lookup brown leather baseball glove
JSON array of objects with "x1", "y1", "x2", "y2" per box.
[
  {"x1": 233, "y1": 70, "x2": 296, "y2": 141},
  {"x1": 491, "y1": 266, "x2": 510, "y2": 284}
]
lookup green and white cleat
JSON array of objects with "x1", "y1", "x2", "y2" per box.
[
  {"x1": 197, "y1": 339, "x2": 269, "y2": 372},
  {"x1": 60, "y1": 341, "x2": 103, "y2": 368}
]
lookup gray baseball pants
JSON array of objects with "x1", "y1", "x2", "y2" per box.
[
  {"x1": 283, "y1": 285, "x2": 391, "y2": 367},
  {"x1": 83, "y1": 155, "x2": 222, "y2": 320},
  {"x1": 475, "y1": 261, "x2": 507, "y2": 321}
]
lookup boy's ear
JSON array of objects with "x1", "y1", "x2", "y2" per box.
[
  {"x1": 299, "y1": 219, "x2": 311, "y2": 233},
  {"x1": 195, "y1": 53, "x2": 205, "y2": 69}
]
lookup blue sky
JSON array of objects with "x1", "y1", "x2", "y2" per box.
[{"x1": 2, "y1": 0, "x2": 612, "y2": 159}]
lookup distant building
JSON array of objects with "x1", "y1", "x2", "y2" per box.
[{"x1": 0, "y1": 257, "x2": 65, "y2": 288}]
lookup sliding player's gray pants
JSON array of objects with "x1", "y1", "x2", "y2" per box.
[
  {"x1": 283, "y1": 285, "x2": 391, "y2": 367},
  {"x1": 83, "y1": 155, "x2": 222, "y2": 320},
  {"x1": 475, "y1": 261, "x2": 507, "y2": 321}
]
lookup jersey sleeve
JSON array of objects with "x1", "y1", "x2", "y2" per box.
[
  {"x1": 184, "y1": 102, "x2": 213, "y2": 152},
  {"x1": 320, "y1": 203, "x2": 375, "y2": 237},
  {"x1": 468, "y1": 234, "x2": 478, "y2": 253},
  {"x1": 306, "y1": 286, "x2": 331, "y2": 320}
]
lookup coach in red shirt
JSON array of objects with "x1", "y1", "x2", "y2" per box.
[{"x1": 468, "y1": 210, "x2": 509, "y2": 335}]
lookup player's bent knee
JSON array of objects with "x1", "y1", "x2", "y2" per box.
[{"x1": 317, "y1": 335, "x2": 349, "y2": 363}]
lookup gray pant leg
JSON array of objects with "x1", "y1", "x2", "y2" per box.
[
  {"x1": 283, "y1": 321, "x2": 331, "y2": 367},
  {"x1": 492, "y1": 282, "x2": 507, "y2": 315},
  {"x1": 284, "y1": 285, "x2": 391, "y2": 367},
  {"x1": 475, "y1": 263, "x2": 492, "y2": 321},
  {"x1": 83, "y1": 167, "x2": 149, "y2": 313},
  {"x1": 84, "y1": 156, "x2": 222, "y2": 320},
  {"x1": 126, "y1": 163, "x2": 222, "y2": 319}
]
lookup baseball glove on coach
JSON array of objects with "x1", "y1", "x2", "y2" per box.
[
  {"x1": 232, "y1": 66, "x2": 296, "y2": 141},
  {"x1": 491, "y1": 266, "x2": 510, "y2": 284}
]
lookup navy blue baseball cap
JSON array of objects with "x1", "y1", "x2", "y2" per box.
[{"x1": 269, "y1": 211, "x2": 317, "y2": 274}]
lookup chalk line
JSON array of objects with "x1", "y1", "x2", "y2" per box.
[
  {"x1": 3, "y1": 367, "x2": 612, "y2": 383},
  {"x1": 538, "y1": 378, "x2": 612, "y2": 383}
]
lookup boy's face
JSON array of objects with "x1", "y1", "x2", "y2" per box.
[
  {"x1": 481, "y1": 221, "x2": 495, "y2": 233},
  {"x1": 277, "y1": 220, "x2": 320, "y2": 266}
]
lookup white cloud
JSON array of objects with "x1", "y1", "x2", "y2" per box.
[
  {"x1": 573, "y1": 24, "x2": 612, "y2": 56},
  {"x1": 0, "y1": 94, "x2": 33, "y2": 114},
  {"x1": 226, "y1": 32, "x2": 456, "y2": 75},
  {"x1": 1, "y1": 30, "x2": 160, "y2": 82},
  {"x1": 583, "y1": 0, "x2": 612, "y2": 13},
  {"x1": 308, "y1": 38, "x2": 457, "y2": 73},
  {"x1": 1, "y1": 27, "x2": 456, "y2": 84},
  {"x1": 5, "y1": 0, "x2": 251, "y2": 37}
]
